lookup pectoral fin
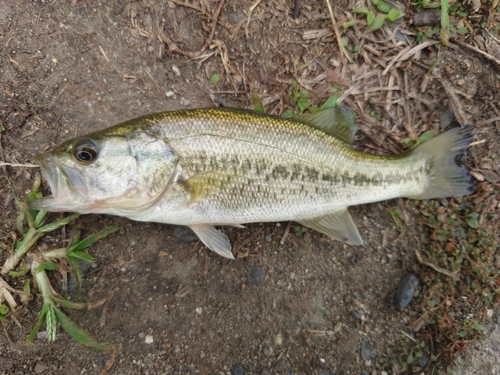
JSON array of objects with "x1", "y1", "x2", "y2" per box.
[
  {"x1": 297, "y1": 208, "x2": 363, "y2": 245},
  {"x1": 189, "y1": 224, "x2": 235, "y2": 259},
  {"x1": 177, "y1": 170, "x2": 239, "y2": 204}
]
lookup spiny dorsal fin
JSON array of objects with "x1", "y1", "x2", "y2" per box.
[
  {"x1": 297, "y1": 208, "x2": 363, "y2": 245},
  {"x1": 296, "y1": 107, "x2": 359, "y2": 145}
]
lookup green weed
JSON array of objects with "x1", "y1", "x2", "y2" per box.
[
  {"x1": 414, "y1": 182, "x2": 499, "y2": 364},
  {"x1": 352, "y1": 0, "x2": 404, "y2": 31},
  {"x1": 209, "y1": 73, "x2": 221, "y2": 85},
  {"x1": 0, "y1": 179, "x2": 118, "y2": 348}
]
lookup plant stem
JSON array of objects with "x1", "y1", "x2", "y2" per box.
[{"x1": 1, "y1": 228, "x2": 42, "y2": 275}]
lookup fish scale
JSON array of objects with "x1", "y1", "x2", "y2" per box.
[{"x1": 31, "y1": 107, "x2": 475, "y2": 259}]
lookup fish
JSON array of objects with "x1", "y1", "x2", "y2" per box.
[{"x1": 30, "y1": 107, "x2": 475, "y2": 259}]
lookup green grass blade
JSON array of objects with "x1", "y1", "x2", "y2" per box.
[
  {"x1": 320, "y1": 95, "x2": 339, "y2": 110},
  {"x1": 369, "y1": 14, "x2": 387, "y2": 31},
  {"x1": 68, "y1": 226, "x2": 119, "y2": 254},
  {"x1": 37, "y1": 213, "x2": 80, "y2": 233},
  {"x1": 58, "y1": 299, "x2": 87, "y2": 310},
  {"x1": 53, "y1": 307, "x2": 112, "y2": 349},
  {"x1": 69, "y1": 250, "x2": 94, "y2": 262},
  {"x1": 36, "y1": 262, "x2": 57, "y2": 272},
  {"x1": 27, "y1": 304, "x2": 49, "y2": 343},
  {"x1": 440, "y1": 0, "x2": 450, "y2": 45},
  {"x1": 8, "y1": 269, "x2": 29, "y2": 277}
]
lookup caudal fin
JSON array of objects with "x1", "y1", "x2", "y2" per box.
[{"x1": 407, "y1": 126, "x2": 476, "y2": 200}]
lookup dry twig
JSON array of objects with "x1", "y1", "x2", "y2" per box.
[
  {"x1": 244, "y1": 0, "x2": 263, "y2": 38},
  {"x1": 439, "y1": 79, "x2": 470, "y2": 125},
  {"x1": 325, "y1": 0, "x2": 353, "y2": 63},
  {"x1": 415, "y1": 249, "x2": 459, "y2": 280}
]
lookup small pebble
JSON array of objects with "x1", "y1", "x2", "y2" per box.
[
  {"x1": 350, "y1": 310, "x2": 362, "y2": 321},
  {"x1": 248, "y1": 266, "x2": 265, "y2": 284},
  {"x1": 195, "y1": 307, "x2": 203, "y2": 315},
  {"x1": 34, "y1": 362, "x2": 48, "y2": 374},
  {"x1": 171, "y1": 65, "x2": 181, "y2": 76},
  {"x1": 393, "y1": 30, "x2": 406, "y2": 42},
  {"x1": 361, "y1": 336, "x2": 374, "y2": 360},
  {"x1": 440, "y1": 109, "x2": 455, "y2": 128},
  {"x1": 314, "y1": 370, "x2": 331, "y2": 375},
  {"x1": 228, "y1": 12, "x2": 240, "y2": 23},
  {"x1": 37, "y1": 331, "x2": 48, "y2": 340},
  {"x1": 173, "y1": 226, "x2": 199, "y2": 242},
  {"x1": 395, "y1": 274, "x2": 419, "y2": 310},
  {"x1": 180, "y1": 98, "x2": 191, "y2": 106},
  {"x1": 261, "y1": 369, "x2": 271, "y2": 375},
  {"x1": 231, "y1": 362, "x2": 244, "y2": 375},
  {"x1": 414, "y1": 356, "x2": 429, "y2": 367},
  {"x1": 165, "y1": 90, "x2": 175, "y2": 98},
  {"x1": 274, "y1": 333, "x2": 283, "y2": 346},
  {"x1": 145, "y1": 335, "x2": 154, "y2": 344}
]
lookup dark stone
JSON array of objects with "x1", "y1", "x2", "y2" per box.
[
  {"x1": 248, "y1": 266, "x2": 265, "y2": 285},
  {"x1": 173, "y1": 225, "x2": 199, "y2": 242},
  {"x1": 361, "y1": 336, "x2": 374, "y2": 360},
  {"x1": 465, "y1": 274, "x2": 471, "y2": 286},
  {"x1": 395, "y1": 274, "x2": 419, "y2": 310},
  {"x1": 57, "y1": 258, "x2": 92, "y2": 292},
  {"x1": 261, "y1": 369, "x2": 271, "y2": 375},
  {"x1": 231, "y1": 362, "x2": 244, "y2": 375},
  {"x1": 440, "y1": 109, "x2": 455, "y2": 128},
  {"x1": 228, "y1": 12, "x2": 240, "y2": 24},
  {"x1": 414, "y1": 356, "x2": 429, "y2": 368},
  {"x1": 349, "y1": 310, "x2": 361, "y2": 320}
]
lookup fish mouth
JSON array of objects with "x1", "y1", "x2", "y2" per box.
[{"x1": 29, "y1": 153, "x2": 88, "y2": 212}]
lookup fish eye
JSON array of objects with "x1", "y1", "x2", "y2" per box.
[{"x1": 73, "y1": 139, "x2": 99, "y2": 164}]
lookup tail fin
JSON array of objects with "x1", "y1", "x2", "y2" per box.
[{"x1": 407, "y1": 126, "x2": 476, "y2": 200}]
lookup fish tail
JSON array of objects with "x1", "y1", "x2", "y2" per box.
[{"x1": 407, "y1": 126, "x2": 476, "y2": 200}]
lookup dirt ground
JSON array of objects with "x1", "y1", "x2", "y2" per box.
[{"x1": 0, "y1": 0, "x2": 499, "y2": 374}]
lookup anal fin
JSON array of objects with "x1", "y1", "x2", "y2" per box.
[
  {"x1": 189, "y1": 224, "x2": 235, "y2": 259},
  {"x1": 297, "y1": 208, "x2": 363, "y2": 245}
]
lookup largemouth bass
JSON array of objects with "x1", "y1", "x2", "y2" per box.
[{"x1": 31, "y1": 107, "x2": 475, "y2": 259}]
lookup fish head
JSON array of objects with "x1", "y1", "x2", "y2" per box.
[{"x1": 31, "y1": 126, "x2": 178, "y2": 214}]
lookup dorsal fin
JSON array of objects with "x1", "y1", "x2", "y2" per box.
[{"x1": 296, "y1": 107, "x2": 359, "y2": 144}]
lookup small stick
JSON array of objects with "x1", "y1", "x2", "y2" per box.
[
  {"x1": 0, "y1": 162, "x2": 39, "y2": 168},
  {"x1": 415, "y1": 249, "x2": 459, "y2": 280},
  {"x1": 280, "y1": 221, "x2": 292, "y2": 245},
  {"x1": 99, "y1": 344, "x2": 121, "y2": 375},
  {"x1": 245, "y1": 0, "x2": 263, "y2": 38},
  {"x1": 294, "y1": 0, "x2": 300, "y2": 18},
  {"x1": 324, "y1": 0, "x2": 353, "y2": 63},
  {"x1": 163, "y1": 0, "x2": 225, "y2": 59}
]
